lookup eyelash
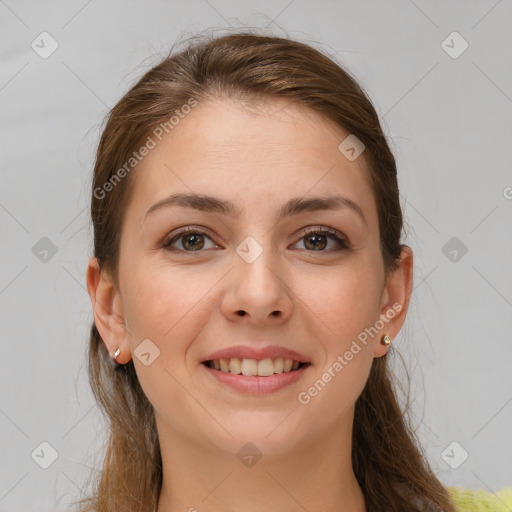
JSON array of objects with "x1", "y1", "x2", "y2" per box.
[{"x1": 162, "y1": 225, "x2": 350, "y2": 253}]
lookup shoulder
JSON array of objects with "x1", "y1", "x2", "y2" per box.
[{"x1": 447, "y1": 486, "x2": 512, "y2": 511}]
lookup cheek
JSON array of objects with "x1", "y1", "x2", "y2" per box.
[
  {"x1": 296, "y1": 268, "x2": 379, "y2": 414},
  {"x1": 299, "y1": 348, "x2": 373, "y2": 423},
  {"x1": 121, "y1": 262, "x2": 216, "y2": 351},
  {"x1": 294, "y1": 259, "x2": 382, "y2": 399},
  {"x1": 119, "y1": 264, "x2": 216, "y2": 419},
  {"x1": 298, "y1": 262, "x2": 383, "y2": 342}
]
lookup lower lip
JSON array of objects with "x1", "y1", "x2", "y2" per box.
[{"x1": 201, "y1": 363, "x2": 311, "y2": 395}]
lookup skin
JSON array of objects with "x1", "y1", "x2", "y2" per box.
[{"x1": 87, "y1": 97, "x2": 413, "y2": 512}]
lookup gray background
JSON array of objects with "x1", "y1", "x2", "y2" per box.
[{"x1": 1, "y1": 1, "x2": 511, "y2": 510}]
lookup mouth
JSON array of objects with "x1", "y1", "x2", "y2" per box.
[{"x1": 201, "y1": 357, "x2": 311, "y2": 377}]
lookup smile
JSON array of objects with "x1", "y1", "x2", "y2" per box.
[
  {"x1": 202, "y1": 357, "x2": 309, "y2": 376},
  {"x1": 201, "y1": 358, "x2": 312, "y2": 395}
]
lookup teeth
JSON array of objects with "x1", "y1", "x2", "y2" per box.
[
  {"x1": 208, "y1": 357, "x2": 305, "y2": 376},
  {"x1": 257, "y1": 358, "x2": 274, "y2": 377},
  {"x1": 229, "y1": 357, "x2": 242, "y2": 374},
  {"x1": 241, "y1": 358, "x2": 257, "y2": 376}
]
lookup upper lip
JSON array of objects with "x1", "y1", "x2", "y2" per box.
[{"x1": 202, "y1": 345, "x2": 310, "y2": 363}]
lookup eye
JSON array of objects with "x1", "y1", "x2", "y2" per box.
[
  {"x1": 162, "y1": 227, "x2": 219, "y2": 252},
  {"x1": 162, "y1": 225, "x2": 350, "y2": 254},
  {"x1": 292, "y1": 226, "x2": 349, "y2": 252}
]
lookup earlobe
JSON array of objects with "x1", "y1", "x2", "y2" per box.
[
  {"x1": 86, "y1": 258, "x2": 131, "y2": 364},
  {"x1": 373, "y1": 246, "x2": 414, "y2": 358}
]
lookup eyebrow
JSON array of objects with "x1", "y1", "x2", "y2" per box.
[{"x1": 144, "y1": 193, "x2": 367, "y2": 226}]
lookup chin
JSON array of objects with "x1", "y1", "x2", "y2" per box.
[{"x1": 210, "y1": 412, "x2": 304, "y2": 453}]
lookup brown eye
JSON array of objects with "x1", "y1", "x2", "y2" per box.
[
  {"x1": 163, "y1": 227, "x2": 217, "y2": 252},
  {"x1": 294, "y1": 227, "x2": 349, "y2": 252}
]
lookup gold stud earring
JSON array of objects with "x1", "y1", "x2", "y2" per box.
[{"x1": 381, "y1": 335, "x2": 392, "y2": 347}]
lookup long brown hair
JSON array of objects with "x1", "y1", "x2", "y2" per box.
[{"x1": 75, "y1": 30, "x2": 455, "y2": 512}]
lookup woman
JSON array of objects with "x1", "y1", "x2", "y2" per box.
[{"x1": 78, "y1": 31, "x2": 510, "y2": 512}]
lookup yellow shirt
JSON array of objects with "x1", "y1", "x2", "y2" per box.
[{"x1": 448, "y1": 486, "x2": 512, "y2": 511}]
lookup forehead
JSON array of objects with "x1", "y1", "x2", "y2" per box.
[{"x1": 128, "y1": 97, "x2": 376, "y2": 225}]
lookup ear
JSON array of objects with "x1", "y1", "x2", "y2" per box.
[
  {"x1": 373, "y1": 245, "x2": 413, "y2": 358},
  {"x1": 86, "y1": 257, "x2": 131, "y2": 364}
]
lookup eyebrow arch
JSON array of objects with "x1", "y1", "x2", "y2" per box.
[{"x1": 144, "y1": 193, "x2": 367, "y2": 226}]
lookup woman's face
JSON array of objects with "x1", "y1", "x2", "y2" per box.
[{"x1": 95, "y1": 97, "x2": 409, "y2": 457}]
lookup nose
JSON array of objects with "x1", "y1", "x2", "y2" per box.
[{"x1": 221, "y1": 237, "x2": 293, "y2": 325}]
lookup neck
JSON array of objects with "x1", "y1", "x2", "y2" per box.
[{"x1": 155, "y1": 409, "x2": 366, "y2": 512}]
